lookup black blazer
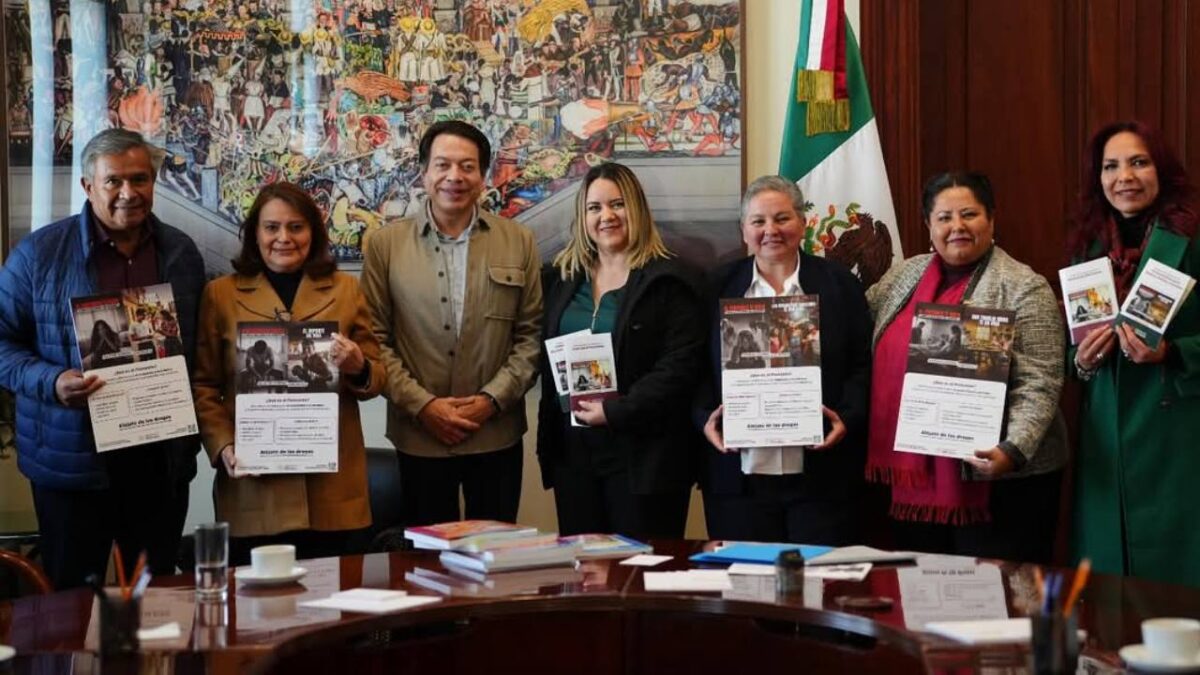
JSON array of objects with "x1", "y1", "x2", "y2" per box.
[
  {"x1": 537, "y1": 257, "x2": 707, "y2": 494},
  {"x1": 697, "y1": 253, "x2": 873, "y2": 497}
]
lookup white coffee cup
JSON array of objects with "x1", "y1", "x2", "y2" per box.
[
  {"x1": 250, "y1": 544, "x2": 296, "y2": 578},
  {"x1": 1142, "y1": 617, "x2": 1200, "y2": 664}
]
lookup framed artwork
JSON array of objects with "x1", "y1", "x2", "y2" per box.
[{"x1": 5, "y1": 0, "x2": 743, "y2": 263}]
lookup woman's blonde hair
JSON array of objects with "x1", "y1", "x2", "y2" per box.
[{"x1": 552, "y1": 162, "x2": 672, "y2": 279}]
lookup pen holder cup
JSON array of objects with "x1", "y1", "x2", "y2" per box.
[
  {"x1": 1030, "y1": 613, "x2": 1079, "y2": 675},
  {"x1": 98, "y1": 590, "x2": 141, "y2": 657}
]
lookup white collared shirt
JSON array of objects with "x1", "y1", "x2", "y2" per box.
[{"x1": 741, "y1": 258, "x2": 806, "y2": 475}]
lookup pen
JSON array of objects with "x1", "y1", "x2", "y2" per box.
[
  {"x1": 1062, "y1": 559, "x2": 1091, "y2": 618},
  {"x1": 132, "y1": 568, "x2": 152, "y2": 599},
  {"x1": 1042, "y1": 572, "x2": 1062, "y2": 616},
  {"x1": 127, "y1": 552, "x2": 147, "y2": 598}
]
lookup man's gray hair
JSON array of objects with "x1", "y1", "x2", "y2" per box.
[
  {"x1": 741, "y1": 175, "x2": 806, "y2": 221},
  {"x1": 80, "y1": 129, "x2": 156, "y2": 180}
]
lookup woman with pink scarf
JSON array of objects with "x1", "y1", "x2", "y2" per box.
[{"x1": 865, "y1": 172, "x2": 1067, "y2": 564}]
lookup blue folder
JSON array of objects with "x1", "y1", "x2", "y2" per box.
[{"x1": 689, "y1": 543, "x2": 835, "y2": 566}]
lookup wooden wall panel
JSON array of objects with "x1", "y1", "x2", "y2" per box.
[{"x1": 863, "y1": 0, "x2": 1200, "y2": 284}]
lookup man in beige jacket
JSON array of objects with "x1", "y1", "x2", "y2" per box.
[{"x1": 361, "y1": 121, "x2": 542, "y2": 526}]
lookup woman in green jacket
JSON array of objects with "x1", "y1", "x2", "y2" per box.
[{"x1": 1071, "y1": 121, "x2": 1200, "y2": 587}]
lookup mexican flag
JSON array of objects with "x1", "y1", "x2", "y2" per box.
[{"x1": 779, "y1": 0, "x2": 902, "y2": 288}]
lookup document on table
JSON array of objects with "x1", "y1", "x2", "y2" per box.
[
  {"x1": 897, "y1": 560, "x2": 1007, "y2": 630},
  {"x1": 643, "y1": 570, "x2": 733, "y2": 592},
  {"x1": 299, "y1": 588, "x2": 441, "y2": 614},
  {"x1": 619, "y1": 554, "x2": 673, "y2": 567},
  {"x1": 727, "y1": 562, "x2": 872, "y2": 582}
]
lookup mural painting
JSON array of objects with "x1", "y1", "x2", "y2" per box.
[{"x1": 5, "y1": 0, "x2": 743, "y2": 262}]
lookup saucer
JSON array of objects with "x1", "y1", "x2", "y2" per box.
[
  {"x1": 1119, "y1": 644, "x2": 1200, "y2": 673},
  {"x1": 236, "y1": 566, "x2": 307, "y2": 587},
  {"x1": 0, "y1": 645, "x2": 14, "y2": 662}
]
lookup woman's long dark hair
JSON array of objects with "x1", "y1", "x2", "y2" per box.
[
  {"x1": 1071, "y1": 120, "x2": 1199, "y2": 257},
  {"x1": 232, "y1": 182, "x2": 337, "y2": 277}
]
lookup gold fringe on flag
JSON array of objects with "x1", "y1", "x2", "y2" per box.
[
  {"x1": 795, "y1": 70, "x2": 835, "y2": 102},
  {"x1": 806, "y1": 99, "x2": 851, "y2": 135}
]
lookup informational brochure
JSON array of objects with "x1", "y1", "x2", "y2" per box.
[
  {"x1": 1058, "y1": 257, "x2": 1118, "y2": 344},
  {"x1": 894, "y1": 303, "x2": 1014, "y2": 460},
  {"x1": 564, "y1": 331, "x2": 618, "y2": 427},
  {"x1": 719, "y1": 296, "x2": 823, "y2": 448},
  {"x1": 70, "y1": 283, "x2": 198, "y2": 452},
  {"x1": 234, "y1": 321, "x2": 339, "y2": 474},
  {"x1": 1116, "y1": 258, "x2": 1196, "y2": 348},
  {"x1": 543, "y1": 329, "x2": 590, "y2": 396}
]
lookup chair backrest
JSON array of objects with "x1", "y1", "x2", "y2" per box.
[{"x1": 0, "y1": 548, "x2": 52, "y2": 595}]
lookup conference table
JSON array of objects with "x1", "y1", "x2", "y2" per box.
[{"x1": 1, "y1": 540, "x2": 1197, "y2": 674}]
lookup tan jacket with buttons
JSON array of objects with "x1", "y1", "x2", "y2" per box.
[
  {"x1": 360, "y1": 205, "x2": 543, "y2": 458},
  {"x1": 192, "y1": 271, "x2": 385, "y2": 537}
]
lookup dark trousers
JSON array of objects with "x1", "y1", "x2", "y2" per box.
[
  {"x1": 703, "y1": 473, "x2": 860, "y2": 546},
  {"x1": 229, "y1": 528, "x2": 359, "y2": 568},
  {"x1": 550, "y1": 462, "x2": 689, "y2": 540},
  {"x1": 31, "y1": 450, "x2": 189, "y2": 590},
  {"x1": 397, "y1": 442, "x2": 523, "y2": 527},
  {"x1": 891, "y1": 470, "x2": 1062, "y2": 564}
]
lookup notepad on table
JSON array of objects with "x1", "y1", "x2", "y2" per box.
[{"x1": 299, "y1": 588, "x2": 441, "y2": 614}]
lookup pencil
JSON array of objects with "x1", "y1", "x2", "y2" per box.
[
  {"x1": 1063, "y1": 559, "x2": 1092, "y2": 617},
  {"x1": 112, "y1": 542, "x2": 128, "y2": 598}
]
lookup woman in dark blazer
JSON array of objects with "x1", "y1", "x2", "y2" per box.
[
  {"x1": 699, "y1": 175, "x2": 873, "y2": 545},
  {"x1": 537, "y1": 162, "x2": 706, "y2": 539}
]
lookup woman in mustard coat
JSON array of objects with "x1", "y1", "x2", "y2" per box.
[{"x1": 193, "y1": 182, "x2": 385, "y2": 566}]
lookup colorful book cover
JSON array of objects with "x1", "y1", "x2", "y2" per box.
[
  {"x1": 1116, "y1": 258, "x2": 1196, "y2": 348},
  {"x1": 1059, "y1": 257, "x2": 1118, "y2": 345},
  {"x1": 405, "y1": 520, "x2": 537, "y2": 549},
  {"x1": 560, "y1": 533, "x2": 653, "y2": 560}
]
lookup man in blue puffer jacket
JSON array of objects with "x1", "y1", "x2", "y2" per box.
[{"x1": 0, "y1": 129, "x2": 207, "y2": 590}]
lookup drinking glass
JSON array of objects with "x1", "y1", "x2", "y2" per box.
[{"x1": 194, "y1": 522, "x2": 229, "y2": 601}]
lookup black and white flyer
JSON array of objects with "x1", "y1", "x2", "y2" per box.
[
  {"x1": 70, "y1": 283, "x2": 198, "y2": 452},
  {"x1": 719, "y1": 295, "x2": 823, "y2": 448},
  {"x1": 894, "y1": 303, "x2": 1015, "y2": 459},
  {"x1": 234, "y1": 321, "x2": 339, "y2": 474}
]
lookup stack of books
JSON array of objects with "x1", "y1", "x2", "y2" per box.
[
  {"x1": 403, "y1": 520, "x2": 580, "y2": 574},
  {"x1": 405, "y1": 565, "x2": 584, "y2": 597}
]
